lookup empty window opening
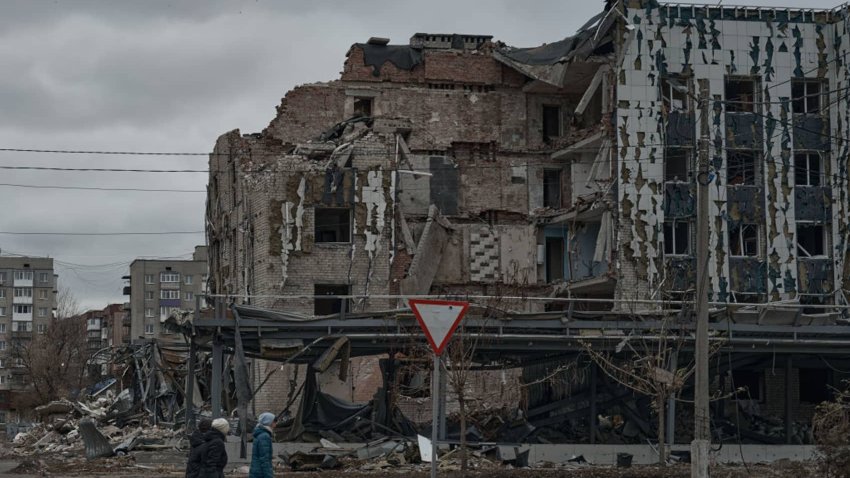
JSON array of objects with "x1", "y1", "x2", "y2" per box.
[
  {"x1": 725, "y1": 77, "x2": 758, "y2": 113},
  {"x1": 791, "y1": 79, "x2": 825, "y2": 114},
  {"x1": 727, "y1": 150, "x2": 759, "y2": 186},
  {"x1": 660, "y1": 76, "x2": 689, "y2": 111},
  {"x1": 800, "y1": 368, "x2": 832, "y2": 403},
  {"x1": 794, "y1": 152, "x2": 823, "y2": 186},
  {"x1": 729, "y1": 224, "x2": 759, "y2": 257},
  {"x1": 542, "y1": 105, "x2": 561, "y2": 143},
  {"x1": 732, "y1": 370, "x2": 763, "y2": 401},
  {"x1": 315, "y1": 208, "x2": 351, "y2": 243},
  {"x1": 797, "y1": 223, "x2": 827, "y2": 257},
  {"x1": 543, "y1": 169, "x2": 562, "y2": 208},
  {"x1": 545, "y1": 237, "x2": 565, "y2": 283},
  {"x1": 665, "y1": 148, "x2": 691, "y2": 182},
  {"x1": 314, "y1": 284, "x2": 350, "y2": 316},
  {"x1": 353, "y1": 97, "x2": 373, "y2": 118},
  {"x1": 663, "y1": 220, "x2": 691, "y2": 256}
]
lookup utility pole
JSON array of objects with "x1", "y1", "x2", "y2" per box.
[{"x1": 692, "y1": 79, "x2": 711, "y2": 478}]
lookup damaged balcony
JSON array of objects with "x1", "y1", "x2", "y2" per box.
[{"x1": 540, "y1": 203, "x2": 614, "y2": 297}]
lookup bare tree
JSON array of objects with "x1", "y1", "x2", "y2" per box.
[
  {"x1": 11, "y1": 288, "x2": 89, "y2": 411},
  {"x1": 55, "y1": 285, "x2": 82, "y2": 319},
  {"x1": 579, "y1": 310, "x2": 724, "y2": 465},
  {"x1": 444, "y1": 273, "x2": 527, "y2": 473}
]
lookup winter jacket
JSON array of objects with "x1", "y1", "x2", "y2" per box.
[
  {"x1": 248, "y1": 426, "x2": 274, "y2": 478},
  {"x1": 185, "y1": 429, "x2": 207, "y2": 478},
  {"x1": 198, "y1": 429, "x2": 228, "y2": 478}
]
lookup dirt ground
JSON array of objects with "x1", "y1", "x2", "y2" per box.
[{"x1": 1, "y1": 458, "x2": 814, "y2": 477}]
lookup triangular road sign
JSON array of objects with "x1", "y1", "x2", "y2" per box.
[{"x1": 409, "y1": 299, "x2": 470, "y2": 356}]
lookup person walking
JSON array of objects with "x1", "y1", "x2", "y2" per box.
[
  {"x1": 198, "y1": 418, "x2": 229, "y2": 478},
  {"x1": 249, "y1": 412, "x2": 276, "y2": 478},
  {"x1": 185, "y1": 417, "x2": 212, "y2": 478}
]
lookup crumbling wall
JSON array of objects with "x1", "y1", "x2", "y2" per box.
[
  {"x1": 341, "y1": 45, "x2": 520, "y2": 86},
  {"x1": 618, "y1": 3, "x2": 847, "y2": 303},
  {"x1": 830, "y1": 9, "x2": 850, "y2": 302}
]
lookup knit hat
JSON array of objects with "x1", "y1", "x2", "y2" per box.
[
  {"x1": 198, "y1": 417, "x2": 212, "y2": 433},
  {"x1": 211, "y1": 418, "x2": 230, "y2": 435},
  {"x1": 257, "y1": 412, "x2": 275, "y2": 427}
]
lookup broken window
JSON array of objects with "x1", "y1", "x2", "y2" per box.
[
  {"x1": 800, "y1": 369, "x2": 832, "y2": 403},
  {"x1": 794, "y1": 152, "x2": 823, "y2": 186},
  {"x1": 732, "y1": 370, "x2": 763, "y2": 401},
  {"x1": 543, "y1": 169, "x2": 562, "y2": 208},
  {"x1": 545, "y1": 237, "x2": 565, "y2": 283},
  {"x1": 315, "y1": 208, "x2": 351, "y2": 243},
  {"x1": 542, "y1": 105, "x2": 561, "y2": 143},
  {"x1": 726, "y1": 150, "x2": 759, "y2": 186},
  {"x1": 353, "y1": 97, "x2": 373, "y2": 118},
  {"x1": 797, "y1": 223, "x2": 827, "y2": 257},
  {"x1": 791, "y1": 79, "x2": 825, "y2": 114},
  {"x1": 660, "y1": 76, "x2": 689, "y2": 111},
  {"x1": 664, "y1": 148, "x2": 691, "y2": 182},
  {"x1": 314, "y1": 284, "x2": 350, "y2": 316},
  {"x1": 725, "y1": 77, "x2": 759, "y2": 113},
  {"x1": 663, "y1": 220, "x2": 690, "y2": 256},
  {"x1": 729, "y1": 223, "x2": 759, "y2": 257}
]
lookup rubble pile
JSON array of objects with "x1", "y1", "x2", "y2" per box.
[
  {"x1": 9, "y1": 392, "x2": 187, "y2": 459},
  {"x1": 275, "y1": 435, "x2": 595, "y2": 474}
]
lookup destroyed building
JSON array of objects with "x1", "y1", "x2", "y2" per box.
[{"x1": 204, "y1": 0, "x2": 850, "y2": 449}]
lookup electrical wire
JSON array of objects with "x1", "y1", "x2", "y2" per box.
[
  {"x1": 0, "y1": 183, "x2": 205, "y2": 193},
  {"x1": 0, "y1": 148, "x2": 209, "y2": 156},
  {"x1": 0, "y1": 165, "x2": 207, "y2": 173},
  {"x1": 0, "y1": 231, "x2": 203, "y2": 236}
]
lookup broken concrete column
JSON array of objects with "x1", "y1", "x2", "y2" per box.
[{"x1": 400, "y1": 205, "x2": 453, "y2": 296}]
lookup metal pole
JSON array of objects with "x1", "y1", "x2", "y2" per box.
[
  {"x1": 785, "y1": 355, "x2": 793, "y2": 444},
  {"x1": 185, "y1": 295, "x2": 200, "y2": 431},
  {"x1": 431, "y1": 354, "x2": 440, "y2": 478},
  {"x1": 185, "y1": 335, "x2": 197, "y2": 431},
  {"x1": 667, "y1": 351, "x2": 678, "y2": 447},
  {"x1": 589, "y1": 364, "x2": 597, "y2": 444},
  {"x1": 438, "y1": 363, "x2": 447, "y2": 441},
  {"x1": 152, "y1": 340, "x2": 158, "y2": 427},
  {"x1": 692, "y1": 78, "x2": 711, "y2": 478},
  {"x1": 212, "y1": 334, "x2": 223, "y2": 419}
]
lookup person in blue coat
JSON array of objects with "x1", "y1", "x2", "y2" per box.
[{"x1": 249, "y1": 412, "x2": 276, "y2": 478}]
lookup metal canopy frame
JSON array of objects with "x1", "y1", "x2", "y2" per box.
[{"x1": 181, "y1": 304, "x2": 850, "y2": 364}]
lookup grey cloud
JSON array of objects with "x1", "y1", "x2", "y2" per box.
[{"x1": 0, "y1": 0, "x2": 839, "y2": 310}]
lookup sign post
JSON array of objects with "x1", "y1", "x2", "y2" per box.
[{"x1": 409, "y1": 299, "x2": 470, "y2": 478}]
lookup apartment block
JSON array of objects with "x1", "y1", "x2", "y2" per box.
[
  {"x1": 0, "y1": 256, "x2": 56, "y2": 401},
  {"x1": 124, "y1": 247, "x2": 208, "y2": 341}
]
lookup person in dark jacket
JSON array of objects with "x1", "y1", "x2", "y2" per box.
[
  {"x1": 197, "y1": 418, "x2": 229, "y2": 478},
  {"x1": 249, "y1": 412, "x2": 276, "y2": 478},
  {"x1": 185, "y1": 417, "x2": 212, "y2": 478}
]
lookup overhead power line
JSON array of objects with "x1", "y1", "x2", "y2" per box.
[
  {"x1": 0, "y1": 231, "x2": 204, "y2": 236},
  {"x1": 0, "y1": 166, "x2": 208, "y2": 173},
  {"x1": 0, "y1": 148, "x2": 209, "y2": 156},
  {"x1": 0, "y1": 183, "x2": 205, "y2": 193}
]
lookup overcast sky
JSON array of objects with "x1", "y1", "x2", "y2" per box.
[{"x1": 0, "y1": 0, "x2": 839, "y2": 311}]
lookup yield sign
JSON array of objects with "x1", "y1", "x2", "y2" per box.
[{"x1": 409, "y1": 299, "x2": 470, "y2": 356}]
